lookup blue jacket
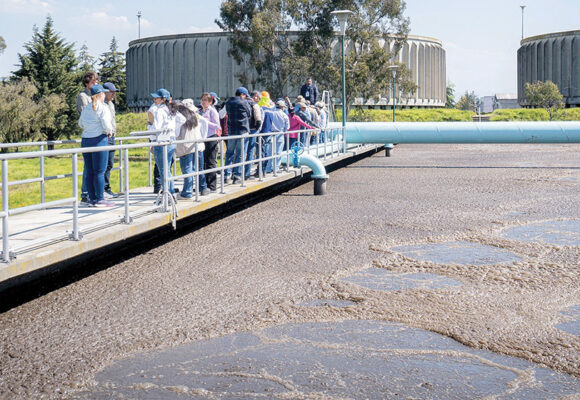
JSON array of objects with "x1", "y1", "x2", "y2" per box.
[
  {"x1": 225, "y1": 96, "x2": 252, "y2": 135},
  {"x1": 300, "y1": 83, "x2": 319, "y2": 105}
]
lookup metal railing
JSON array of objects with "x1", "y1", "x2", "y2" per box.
[{"x1": 0, "y1": 126, "x2": 350, "y2": 263}]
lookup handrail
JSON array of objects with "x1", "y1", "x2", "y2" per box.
[{"x1": 0, "y1": 127, "x2": 346, "y2": 263}]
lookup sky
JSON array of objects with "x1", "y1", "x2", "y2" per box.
[{"x1": 1, "y1": 0, "x2": 579, "y2": 99}]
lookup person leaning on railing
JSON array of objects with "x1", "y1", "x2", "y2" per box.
[
  {"x1": 78, "y1": 84, "x2": 115, "y2": 207},
  {"x1": 149, "y1": 88, "x2": 177, "y2": 198},
  {"x1": 198, "y1": 92, "x2": 222, "y2": 193}
]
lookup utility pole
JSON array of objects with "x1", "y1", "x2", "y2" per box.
[
  {"x1": 520, "y1": 5, "x2": 526, "y2": 41},
  {"x1": 137, "y1": 11, "x2": 142, "y2": 39}
]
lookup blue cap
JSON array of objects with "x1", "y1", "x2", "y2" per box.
[
  {"x1": 90, "y1": 84, "x2": 109, "y2": 95},
  {"x1": 209, "y1": 91, "x2": 220, "y2": 104},
  {"x1": 151, "y1": 88, "x2": 171, "y2": 99},
  {"x1": 103, "y1": 82, "x2": 119, "y2": 92},
  {"x1": 235, "y1": 87, "x2": 249, "y2": 96}
]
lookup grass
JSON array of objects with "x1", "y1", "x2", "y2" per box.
[{"x1": 1, "y1": 113, "x2": 153, "y2": 209}]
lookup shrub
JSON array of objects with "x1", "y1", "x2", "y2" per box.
[{"x1": 341, "y1": 108, "x2": 473, "y2": 122}]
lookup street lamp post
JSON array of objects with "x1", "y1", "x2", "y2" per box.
[
  {"x1": 137, "y1": 11, "x2": 142, "y2": 39},
  {"x1": 385, "y1": 65, "x2": 398, "y2": 156},
  {"x1": 331, "y1": 10, "x2": 354, "y2": 153},
  {"x1": 520, "y1": 5, "x2": 526, "y2": 41}
]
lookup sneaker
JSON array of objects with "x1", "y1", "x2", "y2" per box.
[
  {"x1": 94, "y1": 200, "x2": 115, "y2": 208},
  {"x1": 80, "y1": 197, "x2": 90, "y2": 206},
  {"x1": 210, "y1": 188, "x2": 217, "y2": 193},
  {"x1": 232, "y1": 176, "x2": 241, "y2": 184},
  {"x1": 224, "y1": 177, "x2": 232, "y2": 184},
  {"x1": 176, "y1": 193, "x2": 192, "y2": 200},
  {"x1": 104, "y1": 189, "x2": 117, "y2": 198},
  {"x1": 200, "y1": 188, "x2": 209, "y2": 196}
]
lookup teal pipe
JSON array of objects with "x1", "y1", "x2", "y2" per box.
[
  {"x1": 298, "y1": 154, "x2": 328, "y2": 179},
  {"x1": 339, "y1": 121, "x2": 580, "y2": 144}
]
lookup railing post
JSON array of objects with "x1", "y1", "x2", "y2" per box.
[
  {"x1": 118, "y1": 140, "x2": 123, "y2": 194},
  {"x1": 40, "y1": 144, "x2": 45, "y2": 204},
  {"x1": 220, "y1": 138, "x2": 225, "y2": 194},
  {"x1": 71, "y1": 154, "x2": 80, "y2": 241},
  {"x1": 241, "y1": 135, "x2": 246, "y2": 187},
  {"x1": 148, "y1": 143, "x2": 152, "y2": 188},
  {"x1": 162, "y1": 143, "x2": 168, "y2": 212},
  {"x1": 258, "y1": 136, "x2": 263, "y2": 181},
  {"x1": 194, "y1": 142, "x2": 199, "y2": 202},
  {"x1": 123, "y1": 148, "x2": 131, "y2": 224},
  {"x1": 273, "y1": 133, "x2": 278, "y2": 177},
  {"x1": 2, "y1": 160, "x2": 10, "y2": 262}
]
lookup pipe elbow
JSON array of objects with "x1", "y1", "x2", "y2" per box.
[{"x1": 298, "y1": 154, "x2": 328, "y2": 179}]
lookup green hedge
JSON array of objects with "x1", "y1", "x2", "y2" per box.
[
  {"x1": 489, "y1": 108, "x2": 580, "y2": 121},
  {"x1": 337, "y1": 108, "x2": 474, "y2": 122}
]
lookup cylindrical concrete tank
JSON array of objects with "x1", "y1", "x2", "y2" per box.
[
  {"x1": 127, "y1": 32, "x2": 446, "y2": 111},
  {"x1": 518, "y1": 30, "x2": 580, "y2": 107}
]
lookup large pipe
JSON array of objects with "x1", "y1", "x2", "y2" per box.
[
  {"x1": 339, "y1": 121, "x2": 580, "y2": 144},
  {"x1": 297, "y1": 154, "x2": 329, "y2": 195}
]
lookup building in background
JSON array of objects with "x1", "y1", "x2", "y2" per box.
[
  {"x1": 126, "y1": 32, "x2": 446, "y2": 111},
  {"x1": 517, "y1": 30, "x2": 580, "y2": 108},
  {"x1": 494, "y1": 93, "x2": 519, "y2": 109}
]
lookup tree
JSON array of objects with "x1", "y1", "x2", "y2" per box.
[
  {"x1": 456, "y1": 90, "x2": 478, "y2": 111},
  {"x1": 98, "y1": 37, "x2": 127, "y2": 111},
  {"x1": 0, "y1": 79, "x2": 65, "y2": 147},
  {"x1": 78, "y1": 43, "x2": 96, "y2": 72},
  {"x1": 13, "y1": 16, "x2": 79, "y2": 141},
  {"x1": 216, "y1": 0, "x2": 415, "y2": 118},
  {"x1": 0, "y1": 36, "x2": 6, "y2": 54},
  {"x1": 445, "y1": 82, "x2": 456, "y2": 108},
  {"x1": 524, "y1": 80, "x2": 563, "y2": 121}
]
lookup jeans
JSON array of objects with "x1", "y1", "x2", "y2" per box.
[
  {"x1": 153, "y1": 143, "x2": 177, "y2": 194},
  {"x1": 179, "y1": 151, "x2": 206, "y2": 198},
  {"x1": 263, "y1": 133, "x2": 285, "y2": 173},
  {"x1": 104, "y1": 149, "x2": 115, "y2": 191},
  {"x1": 224, "y1": 135, "x2": 248, "y2": 179},
  {"x1": 203, "y1": 138, "x2": 218, "y2": 191},
  {"x1": 244, "y1": 130, "x2": 259, "y2": 178},
  {"x1": 81, "y1": 134, "x2": 109, "y2": 203}
]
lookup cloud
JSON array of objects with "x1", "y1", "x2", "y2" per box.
[
  {"x1": 82, "y1": 11, "x2": 132, "y2": 30},
  {"x1": 0, "y1": 0, "x2": 51, "y2": 14}
]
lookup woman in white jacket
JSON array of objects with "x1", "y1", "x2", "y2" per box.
[{"x1": 176, "y1": 99, "x2": 209, "y2": 198}]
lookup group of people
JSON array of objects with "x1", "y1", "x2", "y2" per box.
[
  {"x1": 77, "y1": 71, "x2": 120, "y2": 207},
  {"x1": 78, "y1": 72, "x2": 329, "y2": 205}
]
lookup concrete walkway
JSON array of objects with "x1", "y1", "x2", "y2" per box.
[{"x1": 0, "y1": 146, "x2": 376, "y2": 285}]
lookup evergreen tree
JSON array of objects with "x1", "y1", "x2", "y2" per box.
[
  {"x1": 98, "y1": 37, "x2": 127, "y2": 111},
  {"x1": 446, "y1": 82, "x2": 456, "y2": 108},
  {"x1": 13, "y1": 16, "x2": 79, "y2": 141},
  {"x1": 78, "y1": 43, "x2": 96, "y2": 72},
  {"x1": 0, "y1": 36, "x2": 6, "y2": 54}
]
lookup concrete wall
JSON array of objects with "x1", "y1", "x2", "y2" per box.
[
  {"x1": 127, "y1": 32, "x2": 446, "y2": 110},
  {"x1": 518, "y1": 30, "x2": 580, "y2": 107}
]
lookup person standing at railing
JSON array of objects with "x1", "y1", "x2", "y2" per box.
[
  {"x1": 244, "y1": 90, "x2": 264, "y2": 180},
  {"x1": 315, "y1": 101, "x2": 328, "y2": 143},
  {"x1": 149, "y1": 89, "x2": 177, "y2": 198},
  {"x1": 198, "y1": 93, "x2": 221, "y2": 193},
  {"x1": 148, "y1": 88, "x2": 173, "y2": 194},
  {"x1": 103, "y1": 82, "x2": 119, "y2": 198},
  {"x1": 78, "y1": 84, "x2": 114, "y2": 207},
  {"x1": 176, "y1": 99, "x2": 208, "y2": 199},
  {"x1": 288, "y1": 107, "x2": 315, "y2": 150},
  {"x1": 296, "y1": 102, "x2": 315, "y2": 145},
  {"x1": 261, "y1": 100, "x2": 289, "y2": 174},
  {"x1": 76, "y1": 71, "x2": 99, "y2": 205},
  {"x1": 224, "y1": 87, "x2": 252, "y2": 184}
]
